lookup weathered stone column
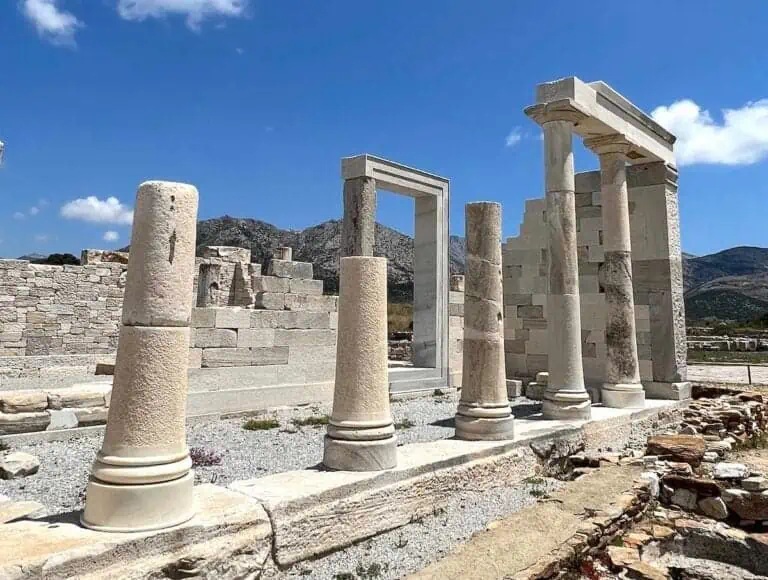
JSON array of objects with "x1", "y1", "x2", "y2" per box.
[
  {"x1": 541, "y1": 116, "x2": 591, "y2": 420},
  {"x1": 341, "y1": 176, "x2": 376, "y2": 257},
  {"x1": 455, "y1": 202, "x2": 514, "y2": 440},
  {"x1": 82, "y1": 181, "x2": 199, "y2": 532},
  {"x1": 323, "y1": 256, "x2": 396, "y2": 471},
  {"x1": 586, "y1": 135, "x2": 644, "y2": 408}
]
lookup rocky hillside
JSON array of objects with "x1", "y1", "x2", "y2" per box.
[
  {"x1": 683, "y1": 247, "x2": 768, "y2": 322},
  {"x1": 195, "y1": 216, "x2": 466, "y2": 301}
]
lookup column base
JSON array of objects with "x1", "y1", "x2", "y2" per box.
[
  {"x1": 542, "y1": 391, "x2": 592, "y2": 420},
  {"x1": 601, "y1": 384, "x2": 646, "y2": 408},
  {"x1": 645, "y1": 381, "x2": 692, "y2": 401},
  {"x1": 323, "y1": 435, "x2": 397, "y2": 471},
  {"x1": 455, "y1": 413, "x2": 515, "y2": 441},
  {"x1": 80, "y1": 471, "x2": 195, "y2": 533}
]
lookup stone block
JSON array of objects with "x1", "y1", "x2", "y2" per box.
[
  {"x1": 503, "y1": 293, "x2": 532, "y2": 306},
  {"x1": 506, "y1": 379, "x2": 523, "y2": 399},
  {"x1": 47, "y1": 383, "x2": 110, "y2": 410},
  {"x1": 193, "y1": 328, "x2": 237, "y2": 348},
  {"x1": 284, "y1": 294, "x2": 338, "y2": 312},
  {"x1": 253, "y1": 292, "x2": 286, "y2": 310},
  {"x1": 200, "y1": 246, "x2": 251, "y2": 262},
  {"x1": 517, "y1": 305, "x2": 543, "y2": 319},
  {"x1": 74, "y1": 406, "x2": 109, "y2": 426},
  {"x1": 201, "y1": 347, "x2": 289, "y2": 368},
  {"x1": 191, "y1": 308, "x2": 216, "y2": 328},
  {"x1": 0, "y1": 390, "x2": 48, "y2": 413},
  {"x1": 0, "y1": 452, "x2": 40, "y2": 479},
  {"x1": 449, "y1": 303, "x2": 464, "y2": 316},
  {"x1": 237, "y1": 329, "x2": 276, "y2": 348},
  {"x1": 267, "y1": 260, "x2": 313, "y2": 279},
  {"x1": 276, "y1": 311, "x2": 330, "y2": 330},
  {"x1": 188, "y1": 348, "x2": 202, "y2": 369},
  {"x1": 504, "y1": 339, "x2": 526, "y2": 354},
  {"x1": 274, "y1": 329, "x2": 337, "y2": 347},
  {"x1": 0, "y1": 411, "x2": 50, "y2": 435},
  {"x1": 48, "y1": 409, "x2": 79, "y2": 430},
  {"x1": 252, "y1": 277, "x2": 290, "y2": 293},
  {"x1": 214, "y1": 308, "x2": 252, "y2": 329},
  {"x1": 288, "y1": 278, "x2": 324, "y2": 296},
  {"x1": 249, "y1": 310, "x2": 279, "y2": 328}
]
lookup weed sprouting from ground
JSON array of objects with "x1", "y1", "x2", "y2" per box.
[
  {"x1": 395, "y1": 418, "x2": 416, "y2": 430},
  {"x1": 189, "y1": 446, "x2": 223, "y2": 467},
  {"x1": 293, "y1": 415, "x2": 330, "y2": 428},
  {"x1": 242, "y1": 417, "x2": 280, "y2": 431}
]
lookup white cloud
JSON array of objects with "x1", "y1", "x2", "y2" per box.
[
  {"x1": 651, "y1": 99, "x2": 768, "y2": 166},
  {"x1": 38, "y1": 198, "x2": 50, "y2": 207},
  {"x1": 13, "y1": 212, "x2": 25, "y2": 220},
  {"x1": 29, "y1": 206, "x2": 40, "y2": 216},
  {"x1": 505, "y1": 128, "x2": 522, "y2": 148},
  {"x1": 60, "y1": 196, "x2": 134, "y2": 225},
  {"x1": 21, "y1": 0, "x2": 83, "y2": 46},
  {"x1": 34, "y1": 234, "x2": 50, "y2": 243},
  {"x1": 103, "y1": 230, "x2": 120, "y2": 242},
  {"x1": 117, "y1": 0, "x2": 247, "y2": 30}
]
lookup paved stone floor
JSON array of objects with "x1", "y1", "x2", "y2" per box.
[{"x1": 689, "y1": 363, "x2": 768, "y2": 385}]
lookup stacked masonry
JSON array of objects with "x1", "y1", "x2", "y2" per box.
[
  {"x1": 448, "y1": 275, "x2": 465, "y2": 388},
  {"x1": 503, "y1": 165, "x2": 682, "y2": 398}
]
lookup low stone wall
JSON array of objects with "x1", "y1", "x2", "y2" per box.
[
  {"x1": 0, "y1": 382, "x2": 111, "y2": 435},
  {"x1": 448, "y1": 280, "x2": 464, "y2": 387}
]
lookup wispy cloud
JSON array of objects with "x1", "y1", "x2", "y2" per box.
[
  {"x1": 28, "y1": 206, "x2": 40, "y2": 216},
  {"x1": 34, "y1": 234, "x2": 50, "y2": 243},
  {"x1": 13, "y1": 212, "x2": 25, "y2": 220},
  {"x1": 652, "y1": 99, "x2": 768, "y2": 166},
  {"x1": 117, "y1": 0, "x2": 248, "y2": 30},
  {"x1": 505, "y1": 128, "x2": 523, "y2": 148},
  {"x1": 21, "y1": 0, "x2": 83, "y2": 46},
  {"x1": 103, "y1": 230, "x2": 120, "y2": 242},
  {"x1": 60, "y1": 196, "x2": 134, "y2": 225}
]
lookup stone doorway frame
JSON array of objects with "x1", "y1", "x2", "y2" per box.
[{"x1": 341, "y1": 154, "x2": 450, "y2": 392}]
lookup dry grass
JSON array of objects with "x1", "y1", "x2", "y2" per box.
[{"x1": 388, "y1": 302, "x2": 413, "y2": 334}]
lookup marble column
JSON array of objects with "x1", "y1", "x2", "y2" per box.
[
  {"x1": 542, "y1": 117, "x2": 591, "y2": 420},
  {"x1": 455, "y1": 202, "x2": 515, "y2": 440},
  {"x1": 586, "y1": 135, "x2": 645, "y2": 408},
  {"x1": 82, "y1": 181, "x2": 199, "y2": 532},
  {"x1": 323, "y1": 256, "x2": 397, "y2": 471},
  {"x1": 341, "y1": 176, "x2": 376, "y2": 257}
]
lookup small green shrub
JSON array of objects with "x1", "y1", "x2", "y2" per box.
[
  {"x1": 243, "y1": 418, "x2": 280, "y2": 431},
  {"x1": 293, "y1": 415, "x2": 330, "y2": 428}
]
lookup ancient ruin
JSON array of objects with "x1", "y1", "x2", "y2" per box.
[{"x1": 5, "y1": 78, "x2": 765, "y2": 580}]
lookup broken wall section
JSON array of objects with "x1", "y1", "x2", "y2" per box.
[{"x1": 503, "y1": 162, "x2": 687, "y2": 396}]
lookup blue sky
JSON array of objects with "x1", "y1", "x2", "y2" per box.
[{"x1": 1, "y1": 1, "x2": 767, "y2": 258}]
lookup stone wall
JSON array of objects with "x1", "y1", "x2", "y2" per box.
[
  {"x1": 448, "y1": 278, "x2": 464, "y2": 388},
  {"x1": 503, "y1": 163, "x2": 687, "y2": 393}
]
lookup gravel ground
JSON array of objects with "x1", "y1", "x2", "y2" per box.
[
  {"x1": 0, "y1": 392, "x2": 542, "y2": 516},
  {"x1": 268, "y1": 477, "x2": 562, "y2": 580}
]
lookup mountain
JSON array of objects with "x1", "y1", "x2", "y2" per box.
[
  {"x1": 683, "y1": 247, "x2": 768, "y2": 322},
  {"x1": 195, "y1": 216, "x2": 466, "y2": 301}
]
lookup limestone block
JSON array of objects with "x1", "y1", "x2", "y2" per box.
[
  {"x1": 276, "y1": 311, "x2": 330, "y2": 330},
  {"x1": 0, "y1": 390, "x2": 47, "y2": 413},
  {"x1": 504, "y1": 339, "x2": 526, "y2": 354},
  {"x1": 449, "y1": 290, "x2": 464, "y2": 304},
  {"x1": 250, "y1": 310, "x2": 279, "y2": 329},
  {"x1": 0, "y1": 499, "x2": 44, "y2": 523},
  {"x1": 252, "y1": 277, "x2": 289, "y2": 293},
  {"x1": 288, "y1": 278, "x2": 324, "y2": 296},
  {"x1": 201, "y1": 346, "x2": 289, "y2": 368},
  {"x1": 0, "y1": 411, "x2": 50, "y2": 435},
  {"x1": 188, "y1": 348, "x2": 202, "y2": 369},
  {"x1": 506, "y1": 380, "x2": 523, "y2": 398},
  {"x1": 254, "y1": 292, "x2": 286, "y2": 310},
  {"x1": 193, "y1": 328, "x2": 237, "y2": 348},
  {"x1": 449, "y1": 303, "x2": 464, "y2": 316},
  {"x1": 75, "y1": 406, "x2": 109, "y2": 426},
  {"x1": 267, "y1": 260, "x2": 313, "y2": 279},
  {"x1": 330, "y1": 312, "x2": 338, "y2": 330},
  {"x1": 275, "y1": 329, "x2": 337, "y2": 347},
  {"x1": 237, "y1": 329, "x2": 276, "y2": 348},
  {"x1": 517, "y1": 305, "x2": 543, "y2": 319},
  {"x1": 284, "y1": 294, "x2": 338, "y2": 312},
  {"x1": 48, "y1": 409, "x2": 78, "y2": 430},
  {"x1": 200, "y1": 246, "x2": 252, "y2": 262},
  {"x1": 0, "y1": 452, "x2": 40, "y2": 479},
  {"x1": 215, "y1": 308, "x2": 251, "y2": 329},
  {"x1": 122, "y1": 182, "x2": 199, "y2": 326},
  {"x1": 47, "y1": 383, "x2": 110, "y2": 410}
]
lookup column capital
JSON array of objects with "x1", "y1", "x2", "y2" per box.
[
  {"x1": 583, "y1": 134, "x2": 634, "y2": 157},
  {"x1": 524, "y1": 99, "x2": 589, "y2": 126}
]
